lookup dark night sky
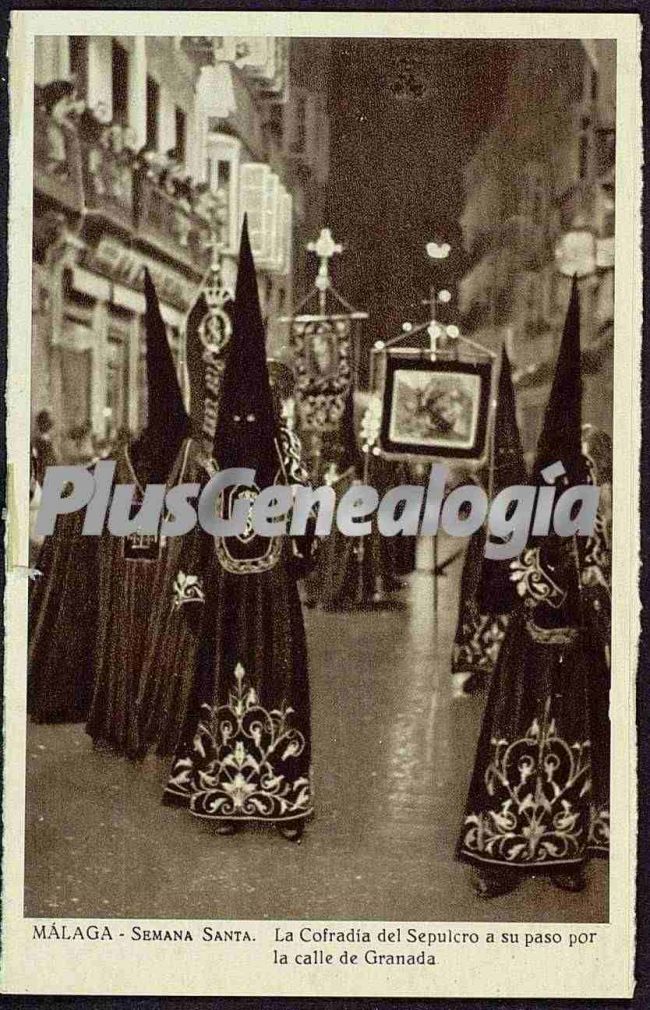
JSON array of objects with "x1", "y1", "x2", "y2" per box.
[{"x1": 324, "y1": 39, "x2": 508, "y2": 380}]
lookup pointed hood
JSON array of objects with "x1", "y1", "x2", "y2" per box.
[
  {"x1": 131, "y1": 268, "x2": 190, "y2": 483},
  {"x1": 213, "y1": 216, "x2": 280, "y2": 477},
  {"x1": 525, "y1": 276, "x2": 586, "y2": 630},
  {"x1": 477, "y1": 345, "x2": 528, "y2": 613},
  {"x1": 533, "y1": 276, "x2": 585, "y2": 485},
  {"x1": 491, "y1": 346, "x2": 527, "y2": 494}
]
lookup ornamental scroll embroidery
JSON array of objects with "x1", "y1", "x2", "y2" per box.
[
  {"x1": 214, "y1": 480, "x2": 284, "y2": 575},
  {"x1": 510, "y1": 547, "x2": 567, "y2": 610},
  {"x1": 189, "y1": 663, "x2": 312, "y2": 821},
  {"x1": 171, "y1": 571, "x2": 205, "y2": 611},
  {"x1": 452, "y1": 614, "x2": 509, "y2": 675},
  {"x1": 212, "y1": 426, "x2": 308, "y2": 576},
  {"x1": 278, "y1": 425, "x2": 310, "y2": 485},
  {"x1": 460, "y1": 699, "x2": 595, "y2": 866},
  {"x1": 292, "y1": 318, "x2": 352, "y2": 431}
]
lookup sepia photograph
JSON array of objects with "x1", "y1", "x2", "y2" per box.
[{"x1": 2, "y1": 9, "x2": 641, "y2": 1000}]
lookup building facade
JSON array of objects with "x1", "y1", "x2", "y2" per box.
[
  {"x1": 32, "y1": 35, "x2": 330, "y2": 461},
  {"x1": 457, "y1": 40, "x2": 615, "y2": 457}
]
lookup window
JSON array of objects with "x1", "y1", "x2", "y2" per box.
[
  {"x1": 206, "y1": 133, "x2": 242, "y2": 252},
  {"x1": 239, "y1": 162, "x2": 268, "y2": 258},
  {"x1": 68, "y1": 37, "x2": 88, "y2": 100},
  {"x1": 146, "y1": 76, "x2": 159, "y2": 150},
  {"x1": 106, "y1": 326, "x2": 129, "y2": 433},
  {"x1": 291, "y1": 95, "x2": 307, "y2": 154},
  {"x1": 111, "y1": 41, "x2": 129, "y2": 126},
  {"x1": 175, "y1": 106, "x2": 187, "y2": 163},
  {"x1": 579, "y1": 134, "x2": 590, "y2": 180}
]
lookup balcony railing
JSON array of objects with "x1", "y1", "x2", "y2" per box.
[
  {"x1": 34, "y1": 110, "x2": 210, "y2": 273},
  {"x1": 81, "y1": 141, "x2": 134, "y2": 232},
  {"x1": 33, "y1": 111, "x2": 84, "y2": 214},
  {"x1": 134, "y1": 176, "x2": 209, "y2": 270}
]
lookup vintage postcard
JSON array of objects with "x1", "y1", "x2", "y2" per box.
[{"x1": 2, "y1": 8, "x2": 641, "y2": 999}]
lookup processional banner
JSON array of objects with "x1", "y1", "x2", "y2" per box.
[{"x1": 291, "y1": 317, "x2": 353, "y2": 432}]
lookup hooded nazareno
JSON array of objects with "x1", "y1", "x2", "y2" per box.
[
  {"x1": 163, "y1": 218, "x2": 315, "y2": 832},
  {"x1": 456, "y1": 277, "x2": 611, "y2": 880},
  {"x1": 129, "y1": 267, "x2": 191, "y2": 485},
  {"x1": 451, "y1": 346, "x2": 527, "y2": 684},
  {"x1": 29, "y1": 269, "x2": 195, "y2": 757}
]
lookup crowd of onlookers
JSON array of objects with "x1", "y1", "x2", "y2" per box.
[
  {"x1": 34, "y1": 78, "x2": 222, "y2": 222},
  {"x1": 31, "y1": 409, "x2": 134, "y2": 484}
]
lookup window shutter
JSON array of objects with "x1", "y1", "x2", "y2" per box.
[
  {"x1": 282, "y1": 191, "x2": 293, "y2": 275},
  {"x1": 239, "y1": 162, "x2": 269, "y2": 259},
  {"x1": 206, "y1": 133, "x2": 241, "y2": 253},
  {"x1": 284, "y1": 86, "x2": 308, "y2": 156},
  {"x1": 273, "y1": 186, "x2": 288, "y2": 272},
  {"x1": 317, "y1": 96, "x2": 330, "y2": 183},
  {"x1": 261, "y1": 171, "x2": 280, "y2": 267},
  {"x1": 305, "y1": 93, "x2": 319, "y2": 166}
]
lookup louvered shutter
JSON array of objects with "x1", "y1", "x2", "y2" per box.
[{"x1": 239, "y1": 162, "x2": 269, "y2": 259}]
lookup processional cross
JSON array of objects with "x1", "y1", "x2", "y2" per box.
[{"x1": 307, "y1": 228, "x2": 343, "y2": 313}]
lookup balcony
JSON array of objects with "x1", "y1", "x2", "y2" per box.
[
  {"x1": 33, "y1": 106, "x2": 210, "y2": 276},
  {"x1": 134, "y1": 176, "x2": 209, "y2": 272},
  {"x1": 33, "y1": 111, "x2": 84, "y2": 215},
  {"x1": 81, "y1": 141, "x2": 134, "y2": 234}
]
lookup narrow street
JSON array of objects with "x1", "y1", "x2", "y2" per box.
[{"x1": 24, "y1": 549, "x2": 608, "y2": 923}]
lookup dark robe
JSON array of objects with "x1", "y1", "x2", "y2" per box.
[
  {"x1": 304, "y1": 453, "x2": 404, "y2": 611},
  {"x1": 451, "y1": 349, "x2": 527, "y2": 683},
  {"x1": 451, "y1": 526, "x2": 508, "y2": 679},
  {"x1": 132, "y1": 445, "x2": 211, "y2": 758},
  {"x1": 456, "y1": 466, "x2": 610, "y2": 874},
  {"x1": 28, "y1": 505, "x2": 101, "y2": 723},
  {"x1": 85, "y1": 440, "x2": 201, "y2": 758},
  {"x1": 163, "y1": 427, "x2": 315, "y2": 824},
  {"x1": 29, "y1": 268, "x2": 196, "y2": 754}
]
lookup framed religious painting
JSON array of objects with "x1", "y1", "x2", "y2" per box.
[{"x1": 378, "y1": 349, "x2": 493, "y2": 461}]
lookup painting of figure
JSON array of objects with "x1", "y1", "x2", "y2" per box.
[{"x1": 380, "y1": 354, "x2": 492, "y2": 460}]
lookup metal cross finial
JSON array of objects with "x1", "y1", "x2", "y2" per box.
[
  {"x1": 307, "y1": 228, "x2": 343, "y2": 293},
  {"x1": 422, "y1": 284, "x2": 437, "y2": 322}
]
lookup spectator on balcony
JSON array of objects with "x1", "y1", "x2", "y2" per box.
[
  {"x1": 77, "y1": 103, "x2": 106, "y2": 145},
  {"x1": 192, "y1": 181, "x2": 217, "y2": 222},
  {"x1": 40, "y1": 80, "x2": 80, "y2": 175},
  {"x1": 121, "y1": 126, "x2": 138, "y2": 164},
  {"x1": 160, "y1": 147, "x2": 186, "y2": 199},
  {"x1": 176, "y1": 173, "x2": 194, "y2": 213},
  {"x1": 133, "y1": 144, "x2": 160, "y2": 182}
]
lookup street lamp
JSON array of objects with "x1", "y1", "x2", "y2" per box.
[
  {"x1": 426, "y1": 241, "x2": 451, "y2": 260},
  {"x1": 554, "y1": 228, "x2": 597, "y2": 278}
]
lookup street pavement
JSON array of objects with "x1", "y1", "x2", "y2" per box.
[{"x1": 25, "y1": 552, "x2": 607, "y2": 923}]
